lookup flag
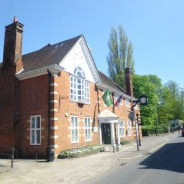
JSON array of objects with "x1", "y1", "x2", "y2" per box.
[
  {"x1": 102, "y1": 90, "x2": 113, "y2": 106},
  {"x1": 114, "y1": 95, "x2": 123, "y2": 107}
]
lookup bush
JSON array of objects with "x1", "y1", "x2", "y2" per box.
[{"x1": 58, "y1": 145, "x2": 105, "y2": 159}]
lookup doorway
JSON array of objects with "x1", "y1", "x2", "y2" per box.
[{"x1": 101, "y1": 123, "x2": 111, "y2": 144}]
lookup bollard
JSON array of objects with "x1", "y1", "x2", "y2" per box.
[{"x1": 11, "y1": 147, "x2": 14, "y2": 168}]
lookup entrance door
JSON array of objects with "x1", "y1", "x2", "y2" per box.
[{"x1": 101, "y1": 123, "x2": 111, "y2": 144}]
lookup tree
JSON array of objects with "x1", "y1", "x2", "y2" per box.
[
  {"x1": 157, "y1": 86, "x2": 174, "y2": 129},
  {"x1": 133, "y1": 74, "x2": 161, "y2": 128},
  {"x1": 134, "y1": 76, "x2": 184, "y2": 134},
  {"x1": 107, "y1": 25, "x2": 134, "y2": 88},
  {"x1": 164, "y1": 81, "x2": 184, "y2": 120}
]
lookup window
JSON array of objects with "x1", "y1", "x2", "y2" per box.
[
  {"x1": 71, "y1": 116, "x2": 79, "y2": 143},
  {"x1": 70, "y1": 67, "x2": 89, "y2": 104},
  {"x1": 84, "y1": 117, "x2": 91, "y2": 141},
  {"x1": 125, "y1": 98, "x2": 130, "y2": 107},
  {"x1": 30, "y1": 115, "x2": 41, "y2": 145},
  {"x1": 127, "y1": 120, "x2": 132, "y2": 136},
  {"x1": 134, "y1": 104, "x2": 139, "y2": 110},
  {"x1": 119, "y1": 120, "x2": 125, "y2": 137}
]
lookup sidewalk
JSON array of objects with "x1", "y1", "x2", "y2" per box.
[{"x1": 0, "y1": 133, "x2": 178, "y2": 184}]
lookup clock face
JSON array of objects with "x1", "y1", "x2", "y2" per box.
[
  {"x1": 140, "y1": 97, "x2": 147, "y2": 103},
  {"x1": 139, "y1": 95, "x2": 148, "y2": 105}
]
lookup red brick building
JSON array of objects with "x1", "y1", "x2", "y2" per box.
[{"x1": 0, "y1": 19, "x2": 140, "y2": 159}]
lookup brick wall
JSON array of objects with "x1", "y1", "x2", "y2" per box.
[
  {"x1": 0, "y1": 68, "x2": 140, "y2": 157},
  {"x1": 49, "y1": 71, "x2": 100, "y2": 155},
  {"x1": 0, "y1": 66, "x2": 17, "y2": 149}
]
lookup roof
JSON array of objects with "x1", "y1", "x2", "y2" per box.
[
  {"x1": 22, "y1": 35, "x2": 82, "y2": 73},
  {"x1": 0, "y1": 34, "x2": 128, "y2": 95},
  {"x1": 98, "y1": 71, "x2": 126, "y2": 94}
]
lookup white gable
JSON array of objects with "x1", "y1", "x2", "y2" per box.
[{"x1": 59, "y1": 36, "x2": 100, "y2": 83}]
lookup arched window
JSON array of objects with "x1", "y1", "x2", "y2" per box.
[
  {"x1": 74, "y1": 66, "x2": 85, "y2": 79},
  {"x1": 70, "y1": 67, "x2": 89, "y2": 104}
]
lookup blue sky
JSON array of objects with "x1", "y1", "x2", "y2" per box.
[{"x1": 0, "y1": 0, "x2": 184, "y2": 88}]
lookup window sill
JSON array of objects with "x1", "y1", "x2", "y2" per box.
[
  {"x1": 71, "y1": 141, "x2": 79, "y2": 144},
  {"x1": 85, "y1": 139, "x2": 92, "y2": 142},
  {"x1": 70, "y1": 100, "x2": 90, "y2": 105}
]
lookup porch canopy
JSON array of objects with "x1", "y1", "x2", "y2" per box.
[{"x1": 98, "y1": 109, "x2": 119, "y2": 123}]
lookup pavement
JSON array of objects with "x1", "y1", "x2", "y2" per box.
[{"x1": 0, "y1": 133, "x2": 180, "y2": 184}]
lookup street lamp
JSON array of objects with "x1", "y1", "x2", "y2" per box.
[{"x1": 129, "y1": 95, "x2": 148, "y2": 151}]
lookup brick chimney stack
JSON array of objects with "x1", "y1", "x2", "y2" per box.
[
  {"x1": 125, "y1": 68, "x2": 133, "y2": 97},
  {"x1": 2, "y1": 17, "x2": 24, "y2": 72}
]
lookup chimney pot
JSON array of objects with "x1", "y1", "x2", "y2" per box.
[{"x1": 13, "y1": 16, "x2": 18, "y2": 23}]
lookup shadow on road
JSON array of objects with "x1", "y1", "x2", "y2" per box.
[{"x1": 139, "y1": 140, "x2": 184, "y2": 173}]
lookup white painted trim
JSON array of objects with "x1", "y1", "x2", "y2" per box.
[
  {"x1": 50, "y1": 126, "x2": 58, "y2": 130},
  {"x1": 51, "y1": 135, "x2": 59, "y2": 139},
  {"x1": 50, "y1": 83, "x2": 58, "y2": 87},
  {"x1": 50, "y1": 100, "x2": 58, "y2": 103},
  {"x1": 70, "y1": 115, "x2": 79, "y2": 143},
  {"x1": 51, "y1": 144, "x2": 58, "y2": 148},
  {"x1": 50, "y1": 108, "x2": 58, "y2": 112},
  {"x1": 119, "y1": 120, "x2": 125, "y2": 137},
  {"x1": 50, "y1": 117, "x2": 58, "y2": 121},
  {"x1": 16, "y1": 64, "x2": 64, "y2": 80},
  {"x1": 78, "y1": 37, "x2": 101, "y2": 84},
  {"x1": 127, "y1": 120, "x2": 132, "y2": 136},
  {"x1": 125, "y1": 98, "x2": 131, "y2": 107},
  {"x1": 100, "y1": 84, "x2": 136, "y2": 101},
  {"x1": 50, "y1": 91, "x2": 59, "y2": 95},
  {"x1": 30, "y1": 115, "x2": 41, "y2": 145},
  {"x1": 16, "y1": 68, "x2": 24, "y2": 74}
]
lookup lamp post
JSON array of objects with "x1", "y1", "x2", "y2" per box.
[{"x1": 129, "y1": 95, "x2": 148, "y2": 151}]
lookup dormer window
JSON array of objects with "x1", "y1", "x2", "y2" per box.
[{"x1": 70, "y1": 67, "x2": 90, "y2": 104}]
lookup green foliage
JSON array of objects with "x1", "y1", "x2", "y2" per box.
[
  {"x1": 134, "y1": 75, "x2": 184, "y2": 134},
  {"x1": 107, "y1": 25, "x2": 134, "y2": 88},
  {"x1": 106, "y1": 26, "x2": 184, "y2": 134},
  {"x1": 133, "y1": 74, "x2": 161, "y2": 127}
]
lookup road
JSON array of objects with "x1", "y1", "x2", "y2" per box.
[{"x1": 81, "y1": 135, "x2": 184, "y2": 184}]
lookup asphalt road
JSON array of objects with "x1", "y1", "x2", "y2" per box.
[{"x1": 82, "y1": 135, "x2": 184, "y2": 184}]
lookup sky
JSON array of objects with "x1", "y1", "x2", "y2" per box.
[{"x1": 0, "y1": 0, "x2": 184, "y2": 88}]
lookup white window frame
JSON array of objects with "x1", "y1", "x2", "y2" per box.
[
  {"x1": 127, "y1": 120, "x2": 132, "y2": 136},
  {"x1": 84, "y1": 117, "x2": 91, "y2": 141},
  {"x1": 134, "y1": 104, "x2": 139, "y2": 110},
  {"x1": 119, "y1": 120, "x2": 125, "y2": 137},
  {"x1": 70, "y1": 67, "x2": 90, "y2": 104},
  {"x1": 71, "y1": 116, "x2": 79, "y2": 143},
  {"x1": 30, "y1": 115, "x2": 41, "y2": 145},
  {"x1": 125, "y1": 98, "x2": 130, "y2": 107}
]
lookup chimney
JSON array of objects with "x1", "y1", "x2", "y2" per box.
[
  {"x1": 125, "y1": 68, "x2": 133, "y2": 97},
  {"x1": 2, "y1": 17, "x2": 24, "y2": 72}
]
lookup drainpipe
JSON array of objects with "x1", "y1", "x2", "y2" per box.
[
  {"x1": 46, "y1": 70, "x2": 54, "y2": 162},
  {"x1": 96, "y1": 85, "x2": 101, "y2": 145}
]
